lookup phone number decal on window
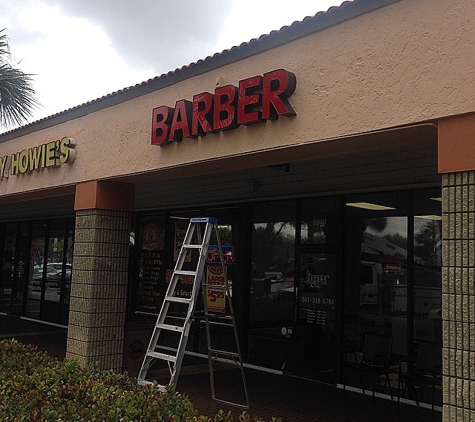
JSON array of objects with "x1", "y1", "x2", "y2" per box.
[{"x1": 300, "y1": 296, "x2": 335, "y2": 306}]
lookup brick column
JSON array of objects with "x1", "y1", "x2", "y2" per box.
[
  {"x1": 66, "y1": 181, "x2": 134, "y2": 371},
  {"x1": 442, "y1": 172, "x2": 475, "y2": 421}
]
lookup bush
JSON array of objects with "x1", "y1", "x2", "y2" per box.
[{"x1": 0, "y1": 339, "x2": 280, "y2": 422}]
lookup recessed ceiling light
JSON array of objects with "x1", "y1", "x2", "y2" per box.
[
  {"x1": 346, "y1": 202, "x2": 396, "y2": 211},
  {"x1": 416, "y1": 215, "x2": 443, "y2": 221}
]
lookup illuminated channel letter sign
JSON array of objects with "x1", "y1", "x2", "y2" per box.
[
  {"x1": 151, "y1": 69, "x2": 296, "y2": 146},
  {"x1": 0, "y1": 136, "x2": 76, "y2": 179}
]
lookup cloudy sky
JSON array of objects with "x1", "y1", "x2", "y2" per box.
[{"x1": 2, "y1": 0, "x2": 347, "y2": 125}]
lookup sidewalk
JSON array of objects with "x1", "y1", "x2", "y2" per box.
[
  {"x1": 1, "y1": 314, "x2": 441, "y2": 422},
  {"x1": 176, "y1": 365, "x2": 442, "y2": 422},
  {"x1": 0, "y1": 313, "x2": 67, "y2": 360}
]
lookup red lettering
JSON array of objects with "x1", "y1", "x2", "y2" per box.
[
  {"x1": 168, "y1": 99, "x2": 192, "y2": 141},
  {"x1": 237, "y1": 75, "x2": 263, "y2": 125},
  {"x1": 151, "y1": 69, "x2": 296, "y2": 146},
  {"x1": 151, "y1": 106, "x2": 173, "y2": 145},
  {"x1": 262, "y1": 69, "x2": 296, "y2": 120},
  {"x1": 192, "y1": 92, "x2": 213, "y2": 136},
  {"x1": 213, "y1": 85, "x2": 238, "y2": 131}
]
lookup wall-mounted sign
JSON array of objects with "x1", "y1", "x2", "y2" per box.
[
  {"x1": 151, "y1": 69, "x2": 296, "y2": 146},
  {"x1": 0, "y1": 136, "x2": 76, "y2": 179}
]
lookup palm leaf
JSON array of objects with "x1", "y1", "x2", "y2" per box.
[{"x1": 0, "y1": 28, "x2": 40, "y2": 129}]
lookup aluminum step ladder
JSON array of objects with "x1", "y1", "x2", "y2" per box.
[{"x1": 137, "y1": 217, "x2": 249, "y2": 412}]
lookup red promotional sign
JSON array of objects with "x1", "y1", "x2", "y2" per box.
[
  {"x1": 206, "y1": 264, "x2": 226, "y2": 313},
  {"x1": 151, "y1": 69, "x2": 296, "y2": 146}
]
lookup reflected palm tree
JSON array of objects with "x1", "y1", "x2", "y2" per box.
[{"x1": 366, "y1": 217, "x2": 387, "y2": 233}]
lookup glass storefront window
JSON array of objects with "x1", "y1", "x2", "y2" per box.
[
  {"x1": 249, "y1": 200, "x2": 296, "y2": 370},
  {"x1": 64, "y1": 223, "x2": 74, "y2": 305},
  {"x1": 342, "y1": 188, "x2": 442, "y2": 403},
  {"x1": 126, "y1": 189, "x2": 441, "y2": 394},
  {"x1": 343, "y1": 191, "x2": 408, "y2": 359},
  {"x1": 0, "y1": 218, "x2": 74, "y2": 323},
  {"x1": 413, "y1": 190, "x2": 442, "y2": 345}
]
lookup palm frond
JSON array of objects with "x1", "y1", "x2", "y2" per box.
[
  {"x1": 0, "y1": 29, "x2": 11, "y2": 60},
  {"x1": 0, "y1": 28, "x2": 40, "y2": 129}
]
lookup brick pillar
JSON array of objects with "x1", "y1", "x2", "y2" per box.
[
  {"x1": 442, "y1": 172, "x2": 475, "y2": 421},
  {"x1": 66, "y1": 181, "x2": 134, "y2": 371}
]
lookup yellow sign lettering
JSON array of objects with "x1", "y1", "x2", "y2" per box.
[{"x1": 0, "y1": 136, "x2": 76, "y2": 179}]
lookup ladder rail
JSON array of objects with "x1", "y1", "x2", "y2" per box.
[
  {"x1": 138, "y1": 220, "x2": 202, "y2": 385},
  {"x1": 202, "y1": 222, "x2": 250, "y2": 412},
  {"x1": 170, "y1": 222, "x2": 211, "y2": 386}
]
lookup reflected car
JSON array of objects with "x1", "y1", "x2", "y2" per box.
[
  {"x1": 33, "y1": 263, "x2": 72, "y2": 288},
  {"x1": 46, "y1": 266, "x2": 72, "y2": 288}
]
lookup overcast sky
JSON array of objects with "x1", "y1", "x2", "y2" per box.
[{"x1": 1, "y1": 0, "x2": 348, "y2": 125}]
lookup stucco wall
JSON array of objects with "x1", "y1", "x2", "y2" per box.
[{"x1": 0, "y1": 0, "x2": 474, "y2": 199}]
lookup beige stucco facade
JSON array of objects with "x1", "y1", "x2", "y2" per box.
[{"x1": 1, "y1": 0, "x2": 475, "y2": 420}]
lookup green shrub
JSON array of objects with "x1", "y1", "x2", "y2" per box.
[{"x1": 0, "y1": 339, "x2": 280, "y2": 422}]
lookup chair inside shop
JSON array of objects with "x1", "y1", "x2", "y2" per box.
[
  {"x1": 397, "y1": 340, "x2": 442, "y2": 412},
  {"x1": 343, "y1": 332, "x2": 393, "y2": 399}
]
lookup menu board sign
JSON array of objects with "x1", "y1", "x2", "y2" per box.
[
  {"x1": 136, "y1": 218, "x2": 165, "y2": 313},
  {"x1": 137, "y1": 251, "x2": 163, "y2": 312}
]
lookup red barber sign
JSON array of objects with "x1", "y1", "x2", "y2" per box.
[{"x1": 151, "y1": 69, "x2": 296, "y2": 146}]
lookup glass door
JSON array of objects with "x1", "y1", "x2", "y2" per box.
[
  {"x1": 11, "y1": 222, "x2": 31, "y2": 316},
  {"x1": 41, "y1": 219, "x2": 69, "y2": 323},
  {"x1": 0, "y1": 223, "x2": 16, "y2": 314},
  {"x1": 294, "y1": 249, "x2": 337, "y2": 381},
  {"x1": 25, "y1": 221, "x2": 46, "y2": 320},
  {"x1": 292, "y1": 197, "x2": 340, "y2": 383}
]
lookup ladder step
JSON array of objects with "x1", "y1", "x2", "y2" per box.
[
  {"x1": 204, "y1": 312, "x2": 233, "y2": 320},
  {"x1": 213, "y1": 397, "x2": 249, "y2": 410},
  {"x1": 182, "y1": 243, "x2": 203, "y2": 249},
  {"x1": 156, "y1": 323, "x2": 184, "y2": 332},
  {"x1": 156, "y1": 384, "x2": 167, "y2": 393},
  {"x1": 203, "y1": 284, "x2": 226, "y2": 290},
  {"x1": 146, "y1": 350, "x2": 177, "y2": 362},
  {"x1": 209, "y1": 348, "x2": 240, "y2": 359},
  {"x1": 174, "y1": 270, "x2": 198, "y2": 277},
  {"x1": 138, "y1": 379, "x2": 167, "y2": 392},
  {"x1": 190, "y1": 217, "x2": 218, "y2": 223},
  {"x1": 165, "y1": 296, "x2": 192, "y2": 304}
]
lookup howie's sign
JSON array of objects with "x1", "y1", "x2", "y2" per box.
[
  {"x1": 0, "y1": 136, "x2": 76, "y2": 179},
  {"x1": 151, "y1": 69, "x2": 296, "y2": 146}
]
